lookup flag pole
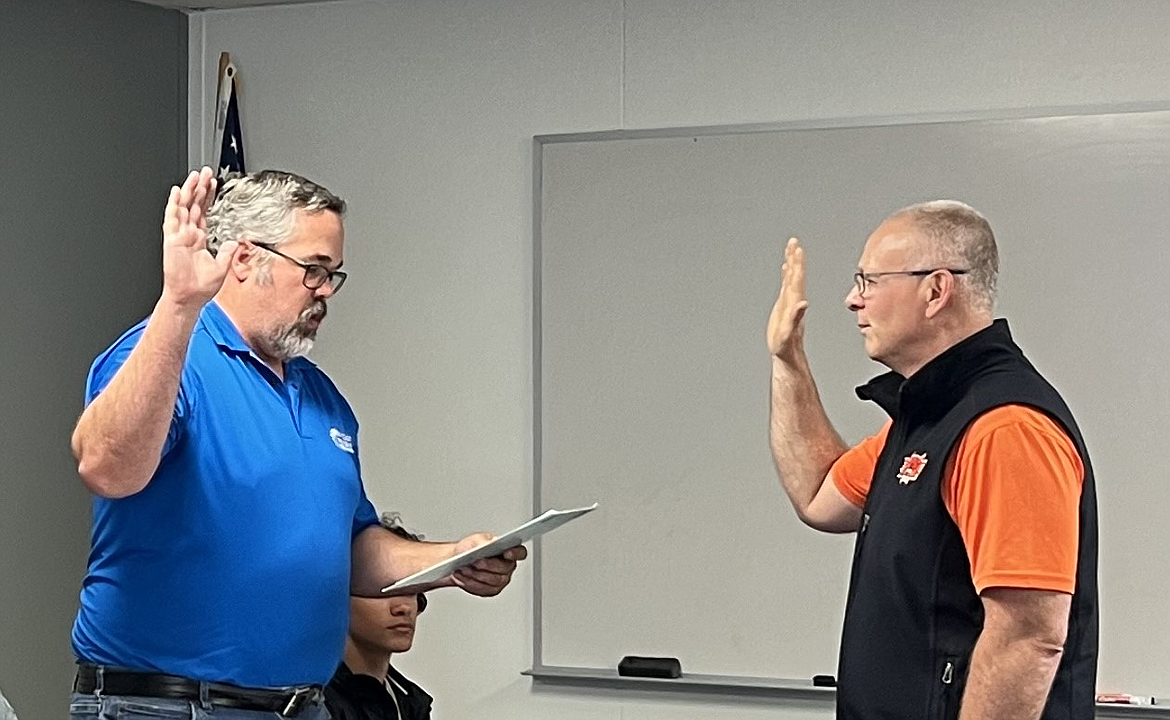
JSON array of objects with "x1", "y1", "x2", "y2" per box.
[{"x1": 213, "y1": 52, "x2": 235, "y2": 169}]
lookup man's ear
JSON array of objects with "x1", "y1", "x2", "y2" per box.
[
  {"x1": 923, "y1": 271, "x2": 954, "y2": 319},
  {"x1": 231, "y1": 241, "x2": 255, "y2": 281}
]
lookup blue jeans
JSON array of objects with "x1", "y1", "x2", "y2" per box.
[{"x1": 69, "y1": 693, "x2": 330, "y2": 720}]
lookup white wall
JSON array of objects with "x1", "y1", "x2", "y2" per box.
[{"x1": 188, "y1": 2, "x2": 1170, "y2": 718}]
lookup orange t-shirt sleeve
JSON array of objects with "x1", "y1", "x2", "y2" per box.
[
  {"x1": 831, "y1": 421, "x2": 892, "y2": 508},
  {"x1": 943, "y1": 405, "x2": 1084, "y2": 594}
]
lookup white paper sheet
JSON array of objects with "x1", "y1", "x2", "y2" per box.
[{"x1": 381, "y1": 503, "x2": 598, "y2": 593}]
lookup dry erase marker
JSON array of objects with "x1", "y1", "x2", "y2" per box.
[{"x1": 1095, "y1": 693, "x2": 1156, "y2": 705}]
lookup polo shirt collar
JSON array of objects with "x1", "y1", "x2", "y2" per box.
[
  {"x1": 201, "y1": 301, "x2": 321, "y2": 379},
  {"x1": 201, "y1": 300, "x2": 252, "y2": 355}
]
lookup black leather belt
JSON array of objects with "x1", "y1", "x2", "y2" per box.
[{"x1": 74, "y1": 665, "x2": 324, "y2": 718}]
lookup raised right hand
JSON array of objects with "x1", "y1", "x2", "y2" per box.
[
  {"x1": 765, "y1": 237, "x2": 810, "y2": 362},
  {"x1": 161, "y1": 167, "x2": 239, "y2": 308}
]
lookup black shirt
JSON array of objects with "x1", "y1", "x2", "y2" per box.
[{"x1": 324, "y1": 662, "x2": 433, "y2": 720}]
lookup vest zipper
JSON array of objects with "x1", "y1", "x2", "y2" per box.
[
  {"x1": 852, "y1": 513, "x2": 871, "y2": 558},
  {"x1": 938, "y1": 659, "x2": 958, "y2": 720}
]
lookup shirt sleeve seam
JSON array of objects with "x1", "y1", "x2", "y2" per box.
[{"x1": 973, "y1": 570, "x2": 1075, "y2": 595}]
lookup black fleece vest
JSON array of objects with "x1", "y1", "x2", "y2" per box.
[{"x1": 836, "y1": 320, "x2": 1098, "y2": 720}]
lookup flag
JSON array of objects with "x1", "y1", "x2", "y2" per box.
[{"x1": 215, "y1": 53, "x2": 245, "y2": 181}]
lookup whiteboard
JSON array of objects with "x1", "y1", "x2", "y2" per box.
[{"x1": 534, "y1": 109, "x2": 1170, "y2": 695}]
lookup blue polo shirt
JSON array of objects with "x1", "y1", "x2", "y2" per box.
[{"x1": 72, "y1": 301, "x2": 380, "y2": 688}]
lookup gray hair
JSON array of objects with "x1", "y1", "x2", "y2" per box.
[
  {"x1": 206, "y1": 170, "x2": 346, "y2": 257},
  {"x1": 890, "y1": 200, "x2": 999, "y2": 314}
]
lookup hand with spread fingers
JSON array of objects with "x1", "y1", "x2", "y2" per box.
[
  {"x1": 449, "y1": 532, "x2": 528, "y2": 597},
  {"x1": 161, "y1": 166, "x2": 239, "y2": 308},
  {"x1": 766, "y1": 237, "x2": 811, "y2": 363}
]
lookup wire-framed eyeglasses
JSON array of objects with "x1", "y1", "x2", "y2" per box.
[{"x1": 852, "y1": 268, "x2": 968, "y2": 297}]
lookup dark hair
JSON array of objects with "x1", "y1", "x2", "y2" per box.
[{"x1": 381, "y1": 512, "x2": 427, "y2": 613}]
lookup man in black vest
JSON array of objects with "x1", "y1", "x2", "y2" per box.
[{"x1": 766, "y1": 201, "x2": 1097, "y2": 720}]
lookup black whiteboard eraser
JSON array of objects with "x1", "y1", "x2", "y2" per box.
[
  {"x1": 618, "y1": 656, "x2": 682, "y2": 679},
  {"x1": 813, "y1": 674, "x2": 837, "y2": 687}
]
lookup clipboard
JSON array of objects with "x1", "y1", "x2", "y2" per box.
[{"x1": 381, "y1": 502, "x2": 598, "y2": 593}]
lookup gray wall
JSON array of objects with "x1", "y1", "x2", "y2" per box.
[{"x1": 0, "y1": 1, "x2": 187, "y2": 716}]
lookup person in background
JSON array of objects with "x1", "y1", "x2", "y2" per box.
[{"x1": 326, "y1": 513, "x2": 435, "y2": 720}]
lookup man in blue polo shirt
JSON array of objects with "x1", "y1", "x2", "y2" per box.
[{"x1": 68, "y1": 168, "x2": 524, "y2": 719}]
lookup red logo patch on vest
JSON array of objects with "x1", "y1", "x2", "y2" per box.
[{"x1": 897, "y1": 452, "x2": 928, "y2": 485}]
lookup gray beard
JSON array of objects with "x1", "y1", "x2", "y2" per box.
[{"x1": 263, "y1": 301, "x2": 326, "y2": 361}]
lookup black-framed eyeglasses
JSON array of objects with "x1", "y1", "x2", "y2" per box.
[
  {"x1": 853, "y1": 268, "x2": 968, "y2": 297},
  {"x1": 253, "y1": 242, "x2": 347, "y2": 293}
]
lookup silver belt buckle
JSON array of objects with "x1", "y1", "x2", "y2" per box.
[{"x1": 281, "y1": 686, "x2": 319, "y2": 717}]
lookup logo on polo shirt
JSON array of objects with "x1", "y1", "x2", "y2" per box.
[
  {"x1": 897, "y1": 452, "x2": 928, "y2": 485},
  {"x1": 330, "y1": 428, "x2": 355, "y2": 454}
]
